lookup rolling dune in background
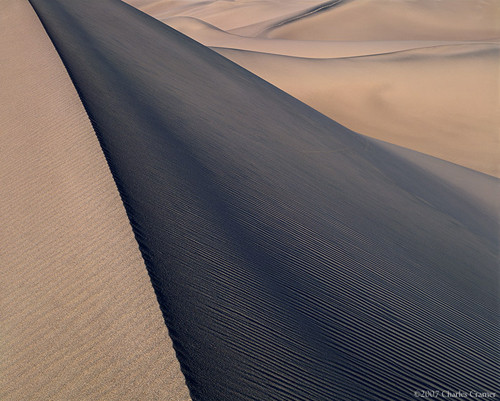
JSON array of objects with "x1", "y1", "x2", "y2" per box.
[
  {"x1": 25, "y1": 0, "x2": 499, "y2": 400},
  {"x1": 159, "y1": 16, "x2": 478, "y2": 58},
  {"x1": 0, "y1": 1, "x2": 190, "y2": 400},
  {"x1": 127, "y1": 0, "x2": 500, "y2": 177},
  {"x1": 261, "y1": 0, "x2": 499, "y2": 41},
  {"x1": 216, "y1": 43, "x2": 500, "y2": 177}
]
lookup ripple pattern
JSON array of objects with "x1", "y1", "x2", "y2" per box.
[{"x1": 28, "y1": 0, "x2": 499, "y2": 399}]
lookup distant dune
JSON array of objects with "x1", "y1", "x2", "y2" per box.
[
  {"x1": 25, "y1": 0, "x2": 498, "y2": 400},
  {"x1": 164, "y1": 16, "x2": 474, "y2": 58},
  {"x1": 216, "y1": 43, "x2": 500, "y2": 176},
  {"x1": 127, "y1": 0, "x2": 500, "y2": 177},
  {"x1": 261, "y1": 0, "x2": 500, "y2": 41}
]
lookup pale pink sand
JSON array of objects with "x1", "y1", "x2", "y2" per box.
[
  {"x1": 0, "y1": 1, "x2": 190, "y2": 399},
  {"x1": 164, "y1": 16, "x2": 474, "y2": 58},
  {"x1": 263, "y1": 0, "x2": 500, "y2": 41}
]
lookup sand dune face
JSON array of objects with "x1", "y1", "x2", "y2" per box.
[
  {"x1": 0, "y1": 1, "x2": 190, "y2": 400},
  {"x1": 29, "y1": 0, "x2": 498, "y2": 400},
  {"x1": 217, "y1": 43, "x2": 500, "y2": 177},
  {"x1": 134, "y1": 0, "x2": 319, "y2": 32},
  {"x1": 164, "y1": 16, "x2": 475, "y2": 58},
  {"x1": 126, "y1": 0, "x2": 500, "y2": 177},
  {"x1": 263, "y1": 0, "x2": 500, "y2": 40}
]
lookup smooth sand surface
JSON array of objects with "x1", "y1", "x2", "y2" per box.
[
  {"x1": 134, "y1": 0, "x2": 316, "y2": 31},
  {"x1": 262, "y1": 0, "x2": 500, "y2": 40},
  {"x1": 0, "y1": 1, "x2": 190, "y2": 400},
  {"x1": 163, "y1": 16, "x2": 476, "y2": 58},
  {"x1": 30, "y1": 0, "x2": 498, "y2": 399},
  {"x1": 126, "y1": 0, "x2": 500, "y2": 177},
  {"x1": 217, "y1": 43, "x2": 500, "y2": 176}
]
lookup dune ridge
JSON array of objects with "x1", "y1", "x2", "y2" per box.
[
  {"x1": 126, "y1": 0, "x2": 500, "y2": 177},
  {"x1": 262, "y1": 0, "x2": 499, "y2": 40},
  {"x1": 216, "y1": 42, "x2": 500, "y2": 176},
  {"x1": 0, "y1": 1, "x2": 190, "y2": 400},
  {"x1": 28, "y1": 0, "x2": 499, "y2": 400},
  {"x1": 262, "y1": 0, "x2": 348, "y2": 33},
  {"x1": 163, "y1": 16, "x2": 478, "y2": 58}
]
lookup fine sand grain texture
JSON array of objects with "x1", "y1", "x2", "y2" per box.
[
  {"x1": 28, "y1": 0, "x2": 499, "y2": 400},
  {"x1": 0, "y1": 1, "x2": 190, "y2": 400},
  {"x1": 126, "y1": 0, "x2": 500, "y2": 177}
]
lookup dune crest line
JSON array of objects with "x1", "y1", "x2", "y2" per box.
[
  {"x1": 28, "y1": 0, "x2": 498, "y2": 400},
  {"x1": 261, "y1": 0, "x2": 348, "y2": 34},
  {"x1": 0, "y1": 0, "x2": 191, "y2": 399},
  {"x1": 128, "y1": 0, "x2": 500, "y2": 176}
]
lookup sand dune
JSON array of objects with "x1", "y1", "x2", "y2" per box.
[
  {"x1": 165, "y1": 16, "x2": 475, "y2": 58},
  {"x1": 29, "y1": 0, "x2": 499, "y2": 400},
  {"x1": 262, "y1": 0, "x2": 500, "y2": 40},
  {"x1": 127, "y1": 0, "x2": 500, "y2": 177},
  {"x1": 127, "y1": 0, "x2": 500, "y2": 40},
  {"x1": 0, "y1": 1, "x2": 190, "y2": 400},
  {"x1": 216, "y1": 43, "x2": 500, "y2": 176},
  {"x1": 135, "y1": 0, "x2": 319, "y2": 31}
]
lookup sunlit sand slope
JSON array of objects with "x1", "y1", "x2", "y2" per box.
[
  {"x1": 0, "y1": 1, "x2": 190, "y2": 400},
  {"x1": 29, "y1": 0, "x2": 499, "y2": 400}
]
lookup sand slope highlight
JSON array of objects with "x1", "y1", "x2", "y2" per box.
[
  {"x1": 127, "y1": 0, "x2": 500, "y2": 177},
  {"x1": 216, "y1": 43, "x2": 500, "y2": 176},
  {"x1": 29, "y1": 0, "x2": 499, "y2": 400},
  {"x1": 0, "y1": 1, "x2": 190, "y2": 400}
]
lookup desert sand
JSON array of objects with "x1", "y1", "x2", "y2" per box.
[
  {"x1": 127, "y1": 0, "x2": 500, "y2": 177},
  {"x1": 2, "y1": 0, "x2": 499, "y2": 400},
  {"x1": 26, "y1": 0, "x2": 498, "y2": 399},
  {"x1": 0, "y1": 1, "x2": 190, "y2": 400}
]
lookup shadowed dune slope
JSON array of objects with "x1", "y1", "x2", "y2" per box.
[
  {"x1": 0, "y1": 1, "x2": 190, "y2": 400},
  {"x1": 126, "y1": 0, "x2": 500, "y2": 177},
  {"x1": 216, "y1": 43, "x2": 500, "y2": 177},
  {"x1": 29, "y1": 0, "x2": 499, "y2": 400}
]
